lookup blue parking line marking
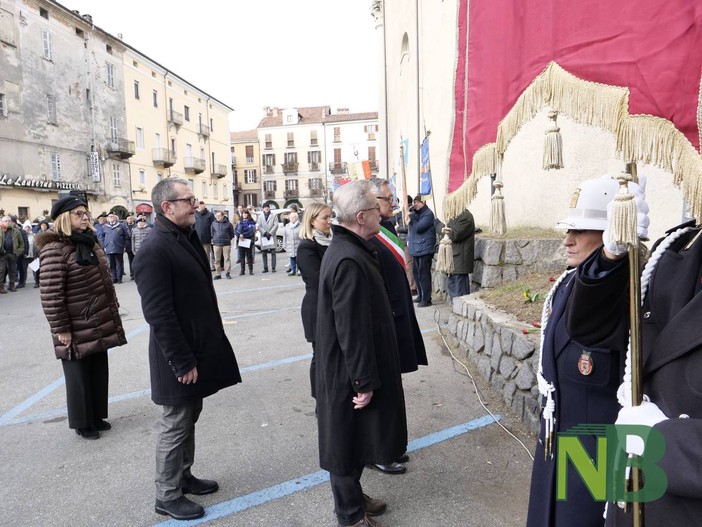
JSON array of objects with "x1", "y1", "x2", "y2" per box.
[
  {"x1": 153, "y1": 414, "x2": 501, "y2": 526},
  {"x1": 0, "y1": 353, "x2": 315, "y2": 427},
  {"x1": 1, "y1": 302, "x2": 435, "y2": 427}
]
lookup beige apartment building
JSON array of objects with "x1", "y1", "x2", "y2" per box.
[
  {"x1": 230, "y1": 130, "x2": 261, "y2": 208},
  {"x1": 123, "y1": 49, "x2": 233, "y2": 220},
  {"x1": 254, "y1": 106, "x2": 378, "y2": 208}
]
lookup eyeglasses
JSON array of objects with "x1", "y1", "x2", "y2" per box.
[
  {"x1": 168, "y1": 196, "x2": 198, "y2": 206},
  {"x1": 359, "y1": 205, "x2": 381, "y2": 213},
  {"x1": 70, "y1": 210, "x2": 91, "y2": 218},
  {"x1": 377, "y1": 196, "x2": 396, "y2": 204}
]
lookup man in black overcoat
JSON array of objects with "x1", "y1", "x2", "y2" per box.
[
  {"x1": 133, "y1": 178, "x2": 241, "y2": 521},
  {"x1": 316, "y1": 180, "x2": 408, "y2": 527},
  {"x1": 366, "y1": 178, "x2": 427, "y2": 475}
]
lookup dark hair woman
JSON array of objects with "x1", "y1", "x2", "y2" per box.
[
  {"x1": 235, "y1": 209, "x2": 256, "y2": 275},
  {"x1": 36, "y1": 196, "x2": 127, "y2": 439}
]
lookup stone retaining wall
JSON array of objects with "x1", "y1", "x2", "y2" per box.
[
  {"x1": 445, "y1": 295, "x2": 543, "y2": 435},
  {"x1": 433, "y1": 237, "x2": 564, "y2": 296},
  {"x1": 433, "y1": 237, "x2": 564, "y2": 435}
]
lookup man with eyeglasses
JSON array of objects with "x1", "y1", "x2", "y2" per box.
[
  {"x1": 133, "y1": 178, "x2": 241, "y2": 521},
  {"x1": 366, "y1": 178, "x2": 427, "y2": 476},
  {"x1": 316, "y1": 180, "x2": 407, "y2": 527}
]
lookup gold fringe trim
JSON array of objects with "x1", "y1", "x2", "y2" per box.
[
  {"x1": 617, "y1": 114, "x2": 702, "y2": 219},
  {"x1": 444, "y1": 143, "x2": 498, "y2": 221},
  {"x1": 445, "y1": 61, "x2": 702, "y2": 222},
  {"x1": 496, "y1": 62, "x2": 629, "y2": 155}
]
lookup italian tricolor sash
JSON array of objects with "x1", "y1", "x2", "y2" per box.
[{"x1": 376, "y1": 226, "x2": 406, "y2": 268}]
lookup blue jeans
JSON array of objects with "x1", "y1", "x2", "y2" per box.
[{"x1": 289, "y1": 256, "x2": 297, "y2": 273}]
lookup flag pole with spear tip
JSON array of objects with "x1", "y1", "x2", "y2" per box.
[{"x1": 609, "y1": 168, "x2": 644, "y2": 527}]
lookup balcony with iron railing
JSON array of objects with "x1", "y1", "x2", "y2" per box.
[
  {"x1": 263, "y1": 165, "x2": 274, "y2": 174},
  {"x1": 282, "y1": 162, "x2": 299, "y2": 175},
  {"x1": 264, "y1": 190, "x2": 276, "y2": 199},
  {"x1": 284, "y1": 189, "x2": 299, "y2": 199},
  {"x1": 309, "y1": 161, "x2": 320, "y2": 172},
  {"x1": 309, "y1": 188, "x2": 323, "y2": 198},
  {"x1": 184, "y1": 157, "x2": 206, "y2": 174},
  {"x1": 233, "y1": 182, "x2": 242, "y2": 191},
  {"x1": 168, "y1": 110, "x2": 183, "y2": 127},
  {"x1": 369, "y1": 160, "x2": 379, "y2": 173},
  {"x1": 199, "y1": 123, "x2": 210, "y2": 137},
  {"x1": 329, "y1": 161, "x2": 348, "y2": 174},
  {"x1": 152, "y1": 148, "x2": 176, "y2": 168},
  {"x1": 212, "y1": 164, "x2": 228, "y2": 179},
  {"x1": 106, "y1": 138, "x2": 135, "y2": 159}
]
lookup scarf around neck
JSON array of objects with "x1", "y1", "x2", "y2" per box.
[
  {"x1": 69, "y1": 230, "x2": 99, "y2": 266},
  {"x1": 313, "y1": 228, "x2": 332, "y2": 246}
]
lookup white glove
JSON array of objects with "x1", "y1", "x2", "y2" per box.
[
  {"x1": 615, "y1": 399, "x2": 668, "y2": 455},
  {"x1": 603, "y1": 176, "x2": 649, "y2": 255}
]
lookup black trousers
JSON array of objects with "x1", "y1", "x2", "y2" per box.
[
  {"x1": 62, "y1": 352, "x2": 109, "y2": 429},
  {"x1": 412, "y1": 253, "x2": 434, "y2": 303},
  {"x1": 330, "y1": 465, "x2": 365, "y2": 526}
]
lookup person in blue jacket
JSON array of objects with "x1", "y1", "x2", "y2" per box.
[
  {"x1": 234, "y1": 209, "x2": 256, "y2": 276},
  {"x1": 407, "y1": 194, "x2": 436, "y2": 307}
]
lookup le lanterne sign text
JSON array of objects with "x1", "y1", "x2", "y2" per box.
[{"x1": 0, "y1": 174, "x2": 83, "y2": 191}]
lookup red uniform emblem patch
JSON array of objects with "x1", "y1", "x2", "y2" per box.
[{"x1": 578, "y1": 351, "x2": 593, "y2": 376}]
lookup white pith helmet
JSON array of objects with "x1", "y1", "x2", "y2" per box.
[{"x1": 556, "y1": 176, "x2": 619, "y2": 231}]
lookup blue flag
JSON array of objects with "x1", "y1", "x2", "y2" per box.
[{"x1": 420, "y1": 137, "x2": 432, "y2": 195}]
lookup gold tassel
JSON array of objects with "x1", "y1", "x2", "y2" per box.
[
  {"x1": 490, "y1": 178, "x2": 507, "y2": 235},
  {"x1": 436, "y1": 229, "x2": 454, "y2": 274},
  {"x1": 543, "y1": 109, "x2": 564, "y2": 170},
  {"x1": 609, "y1": 173, "x2": 638, "y2": 247}
]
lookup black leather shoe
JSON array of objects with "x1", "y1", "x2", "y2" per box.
[
  {"x1": 397, "y1": 454, "x2": 409, "y2": 463},
  {"x1": 367, "y1": 462, "x2": 406, "y2": 475},
  {"x1": 75, "y1": 427, "x2": 99, "y2": 439},
  {"x1": 262, "y1": 269, "x2": 269, "y2": 273},
  {"x1": 182, "y1": 476, "x2": 219, "y2": 496},
  {"x1": 155, "y1": 496, "x2": 204, "y2": 520},
  {"x1": 417, "y1": 301, "x2": 432, "y2": 308},
  {"x1": 95, "y1": 419, "x2": 111, "y2": 431}
]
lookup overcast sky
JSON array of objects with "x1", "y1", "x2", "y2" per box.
[{"x1": 62, "y1": 0, "x2": 380, "y2": 131}]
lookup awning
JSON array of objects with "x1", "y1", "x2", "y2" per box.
[{"x1": 135, "y1": 203, "x2": 153, "y2": 214}]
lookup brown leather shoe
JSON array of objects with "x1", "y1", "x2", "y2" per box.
[
  {"x1": 346, "y1": 514, "x2": 382, "y2": 527},
  {"x1": 362, "y1": 493, "x2": 387, "y2": 516}
]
